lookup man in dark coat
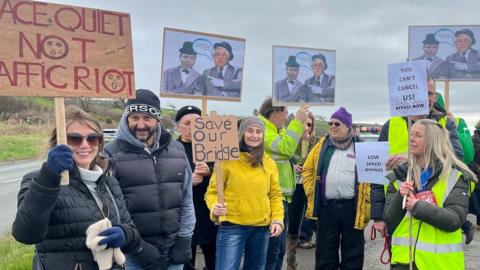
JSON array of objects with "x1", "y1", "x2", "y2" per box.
[
  {"x1": 105, "y1": 89, "x2": 195, "y2": 270},
  {"x1": 413, "y1": 33, "x2": 445, "y2": 79},
  {"x1": 162, "y1": 41, "x2": 203, "y2": 95},
  {"x1": 202, "y1": 41, "x2": 243, "y2": 98},
  {"x1": 296, "y1": 54, "x2": 335, "y2": 104},
  {"x1": 175, "y1": 105, "x2": 217, "y2": 270},
  {"x1": 274, "y1": 55, "x2": 304, "y2": 103},
  {"x1": 444, "y1": 29, "x2": 480, "y2": 79}
]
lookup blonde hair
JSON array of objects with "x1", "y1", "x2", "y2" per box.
[{"x1": 408, "y1": 119, "x2": 477, "y2": 189}]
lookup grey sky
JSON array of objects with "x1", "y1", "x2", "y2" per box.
[{"x1": 46, "y1": 0, "x2": 479, "y2": 129}]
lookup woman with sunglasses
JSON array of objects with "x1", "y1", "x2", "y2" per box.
[
  {"x1": 205, "y1": 117, "x2": 284, "y2": 270},
  {"x1": 384, "y1": 119, "x2": 477, "y2": 270},
  {"x1": 12, "y1": 106, "x2": 161, "y2": 270},
  {"x1": 303, "y1": 107, "x2": 370, "y2": 269}
]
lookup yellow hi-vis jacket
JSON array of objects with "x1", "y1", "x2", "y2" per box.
[
  {"x1": 388, "y1": 116, "x2": 447, "y2": 155},
  {"x1": 390, "y1": 169, "x2": 464, "y2": 270},
  {"x1": 259, "y1": 115, "x2": 304, "y2": 202}
]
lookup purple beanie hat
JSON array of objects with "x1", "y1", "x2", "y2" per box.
[{"x1": 331, "y1": 107, "x2": 352, "y2": 129}]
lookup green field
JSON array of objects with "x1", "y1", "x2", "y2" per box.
[
  {"x1": 0, "y1": 234, "x2": 34, "y2": 270},
  {"x1": 0, "y1": 134, "x2": 47, "y2": 162}
]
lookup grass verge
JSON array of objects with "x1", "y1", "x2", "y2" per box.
[
  {"x1": 0, "y1": 233, "x2": 34, "y2": 270},
  {"x1": 0, "y1": 134, "x2": 47, "y2": 162}
]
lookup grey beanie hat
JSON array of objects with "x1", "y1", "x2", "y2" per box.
[{"x1": 238, "y1": 117, "x2": 265, "y2": 141}]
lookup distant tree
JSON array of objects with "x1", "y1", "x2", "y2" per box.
[
  {"x1": 252, "y1": 109, "x2": 259, "y2": 116},
  {"x1": 78, "y1": 97, "x2": 93, "y2": 112},
  {"x1": 112, "y1": 99, "x2": 127, "y2": 110}
]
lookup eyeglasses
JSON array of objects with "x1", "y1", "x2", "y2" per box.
[
  {"x1": 306, "y1": 123, "x2": 313, "y2": 127},
  {"x1": 67, "y1": 133, "x2": 103, "y2": 147},
  {"x1": 328, "y1": 121, "x2": 341, "y2": 127}
]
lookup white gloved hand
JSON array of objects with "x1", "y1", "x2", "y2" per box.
[
  {"x1": 453, "y1": 61, "x2": 468, "y2": 71},
  {"x1": 209, "y1": 77, "x2": 225, "y2": 88},
  {"x1": 309, "y1": 85, "x2": 322, "y2": 94}
]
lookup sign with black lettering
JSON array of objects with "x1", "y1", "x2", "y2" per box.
[
  {"x1": 387, "y1": 60, "x2": 429, "y2": 117},
  {"x1": 355, "y1": 142, "x2": 390, "y2": 185},
  {"x1": 0, "y1": 0, "x2": 135, "y2": 98},
  {"x1": 192, "y1": 115, "x2": 240, "y2": 163}
]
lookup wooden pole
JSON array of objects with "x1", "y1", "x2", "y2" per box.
[
  {"x1": 215, "y1": 162, "x2": 224, "y2": 205},
  {"x1": 54, "y1": 98, "x2": 69, "y2": 185},
  {"x1": 201, "y1": 96, "x2": 207, "y2": 117},
  {"x1": 407, "y1": 118, "x2": 413, "y2": 270},
  {"x1": 444, "y1": 81, "x2": 450, "y2": 112}
]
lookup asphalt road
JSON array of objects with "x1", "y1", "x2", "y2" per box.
[
  {"x1": 0, "y1": 159, "x2": 42, "y2": 235},
  {"x1": 0, "y1": 160, "x2": 478, "y2": 269}
]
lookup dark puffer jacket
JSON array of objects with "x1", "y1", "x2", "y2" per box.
[
  {"x1": 105, "y1": 129, "x2": 190, "y2": 259},
  {"x1": 12, "y1": 164, "x2": 162, "y2": 270}
]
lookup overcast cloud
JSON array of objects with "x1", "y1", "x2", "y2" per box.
[{"x1": 46, "y1": 0, "x2": 480, "y2": 128}]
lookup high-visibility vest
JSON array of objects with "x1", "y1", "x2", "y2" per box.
[
  {"x1": 259, "y1": 115, "x2": 304, "y2": 201},
  {"x1": 388, "y1": 116, "x2": 447, "y2": 155},
  {"x1": 390, "y1": 169, "x2": 464, "y2": 270}
]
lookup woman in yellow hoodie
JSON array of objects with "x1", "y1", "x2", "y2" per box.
[{"x1": 205, "y1": 116, "x2": 284, "y2": 270}]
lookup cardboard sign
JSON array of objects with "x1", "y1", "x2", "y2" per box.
[
  {"x1": 192, "y1": 115, "x2": 240, "y2": 163},
  {"x1": 387, "y1": 60, "x2": 429, "y2": 117},
  {"x1": 355, "y1": 142, "x2": 390, "y2": 185},
  {"x1": 0, "y1": 0, "x2": 135, "y2": 98}
]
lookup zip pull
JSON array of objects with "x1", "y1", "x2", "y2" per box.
[{"x1": 153, "y1": 156, "x2": 157, "y2": 164}]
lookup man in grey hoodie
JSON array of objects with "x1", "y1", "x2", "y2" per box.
[{"x1": 105, "y1": 89, "x2": 195, "y2": 270}]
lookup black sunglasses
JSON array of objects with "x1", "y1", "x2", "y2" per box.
[
  {"x1": 67, "y1": 133, "x2": 103, "y2": 147},
  {"x1": 306, "y1": 123, "x2": 313, "y2": 127},
  {"x1": 328, "y1": 121, "x2": 341, "y2": 127}
]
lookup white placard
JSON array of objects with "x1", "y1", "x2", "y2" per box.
[
  {"x1": 355, "y1": 142, "x2": 390, "y2": 185},
  {"x1": 387, "y1": 60, "x2": 429, "y2": 117}
]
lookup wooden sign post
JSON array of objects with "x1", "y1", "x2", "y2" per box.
[
  {"x1": 191, "y1": 112, "x2": 240, "y2": 205},
  {"x1": 0, "y1": 0, "x2": 136, "y2": 185}
]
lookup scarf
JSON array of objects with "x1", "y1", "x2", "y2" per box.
[{"x1": 330, "y1": 129, "x2": 354, "y2": 150}]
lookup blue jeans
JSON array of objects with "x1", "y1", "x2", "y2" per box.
[
  {"x1": 216, "y1": 223, "x2": 270, "y2": 270},
  {"x1": 125, "y1": 254, "x2": 183, "y2": 270},
  {"x1": 265, "y1": 200, "x2": 288, "y2": 270}
]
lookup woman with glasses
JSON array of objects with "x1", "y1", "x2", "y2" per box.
[
  {"x1": 384, "y1": 119, "x2": 477, "y2": 269},
  {"x1": 12, "y1": 106, "x2": 161, "y2": 270},
  {"x1": 303, "y1": 107, "x2": 371, "y2": 269}
]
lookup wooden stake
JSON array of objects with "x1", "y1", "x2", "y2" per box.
[
  {"x1": 444, "y1": 80, "x2": 450, "y2": 112},
  {"x1": 201, "y1": 96, "x2": 207, "y2": 117},
  {"x1": 215, "y1": 162, "x2": 224, "y2": 205},
  {"x1": 54, "y1": 98, "x2": 69, "y2": 185}
]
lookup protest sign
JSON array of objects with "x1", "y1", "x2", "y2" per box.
[
  {"x1": 0, "y1": 0, "x2": 135, "y2": 98},
  {"x1": 192, "y1": 114, "x2": 240, "y2": 163},
  {"x1": 387, "y1": 60, "x2": 429, "y2": 117},
  {"x1": 355, "y1": 142, "x2": 390, "y2": 185}
]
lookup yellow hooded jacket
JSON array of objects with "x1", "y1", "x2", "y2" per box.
[
  {"x1": 302, "y1": 137, "x2": 371, "y2": 230},
  {"x1": 205, "y1": 152, "x2": 284, "y2": 227}
]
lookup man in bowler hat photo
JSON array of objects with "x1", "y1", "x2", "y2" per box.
[
  {"x1": 298, "y1": 54, "x2": 335, "y2": 103},
  {"x1": 413, "y1": 33, "x2": 445, "y2": 79},
  {"x1": 163, "y1": 41, "x2": 203, "y2": 95},
  {"x1": 202, "y1": 41, "x2": 243, "y2": 98},
  {"x1": 444, "y1": 28, "x2": 480, "y2": 79},
  {"x1": 274, "y1": 55, "x2": 304, "y2": 103}
]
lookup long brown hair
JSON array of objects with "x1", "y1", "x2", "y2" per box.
[{"x1": 48, "y1": 106, "x2": 106, "y2": 170}]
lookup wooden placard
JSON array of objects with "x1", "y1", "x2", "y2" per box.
[
  {"x1": 191, "y1": 113, "x2": 240, "y2": 163},
  {"x1": 0, "y1": 0, "x2": 135, "y2": 98}
]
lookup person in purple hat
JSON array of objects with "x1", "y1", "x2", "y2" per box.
[
  {"x1": 444, "y1": 28, "x2": 480, "y2": 79},
  {"x1": 303, "y1": 107, "x2": 370, "y2": 270}
]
